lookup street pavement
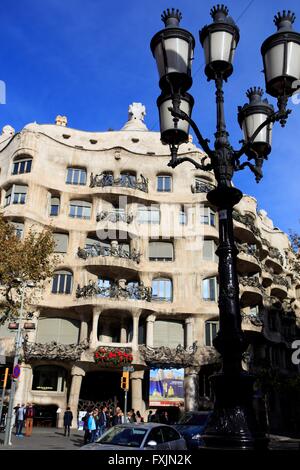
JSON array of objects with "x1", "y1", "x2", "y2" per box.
[{"x1": 0, "y1": 428, "x2": 299, "y2": 451}]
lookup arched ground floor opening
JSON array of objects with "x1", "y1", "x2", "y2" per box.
[{"x1": 79, "y1": 370, "x2": 130, "y2": 412}]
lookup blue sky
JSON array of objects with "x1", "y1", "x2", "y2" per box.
[{"x1": 0, "y1": 0, "x2": 300, "y2": 234}]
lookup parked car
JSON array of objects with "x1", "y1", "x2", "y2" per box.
[
  {"x1": 81, "y1": 423, "x2": 187, "y2": 450},
  {"x1": 173, "y1": 411, "x2": 211, "y2": 449}
]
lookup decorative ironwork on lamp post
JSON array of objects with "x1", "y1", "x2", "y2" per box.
[{"x1": 150, "y1": 6, "x2": 300, "y2": 449}]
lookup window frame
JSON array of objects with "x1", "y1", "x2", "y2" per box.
[
  {"x1": 12, "y1": 157, "x2": 32, "y2": 175},
  {"x1": 152, "y1": 277, "x2": 173, "y2": 302},
  {"x1": 52, "y1": 270, "x2": 73, "y2": 294},
  {"x1": 69, "y1": 200, "x2": 92, "y2": 219},
  {"x1": 66, "y1": 167, "x2": 87, "y2": 186},
  {"x1": 157, "y1": 175, "x2": 172, "y2": 192},
  {"x1": 202, "y1": 277, "x2": 218, "y2": 301}
]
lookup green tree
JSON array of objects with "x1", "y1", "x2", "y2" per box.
[{"x1": 0, "y1": 214, "x2": 58, "y2": 323}]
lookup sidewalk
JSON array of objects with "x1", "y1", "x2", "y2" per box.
[{"x1": 0, "y1": 427, "x2": 85, "y2": 450}]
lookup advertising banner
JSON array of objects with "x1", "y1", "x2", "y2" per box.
[{"x1": 149, "y1": 368, "x2": 184, "y2": 406}]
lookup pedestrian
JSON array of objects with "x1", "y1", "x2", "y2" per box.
[
  {"x1": 136, "y1": 411, "x2": 144, "y2": 423},
  {"x1": 83, "y1": 409, "x2": 91, "y2": 445},
  {"x1": 88, "y1": 410, "x2": 97, "y2": 442},
  {"x1": 128, "y1": 408, "x2": 136, "y2": 423},
  {"x1": 97, "y1": 406, "x2": 108, "y2": 437},
  {"x1": 16, "y1": 404, "x2": 26, "y2": 437},
  {"x1": 147, "y1": 410, "x2": 153, "y2": 422},
  {"x1": 25, "y1": 403, "x2": 35, "y2": 437},
  {"x1": 63, "y1": 407, "x2": 73, "y2": 437},
  {"x1": 14, "y1": 403, "x2": 20, "y2": 430},
  {"x1": 112, "y1": 407, "x2": 123, "y2": 426}
]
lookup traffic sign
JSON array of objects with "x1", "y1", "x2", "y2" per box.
[{"x1": 12, "y1": 364, "x2": 21, "y2": 379}]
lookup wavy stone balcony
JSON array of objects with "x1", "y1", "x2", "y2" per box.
[
  {"x1": 233, "y1": 211, "x2": 261, "y2": 244},
  {"x1": 96, "y1": 210, "x2": 134, "y2": 224},
  {"x1": 265, "y1": 247, "x2": 284, "y2": 274},
  {"x1": 191, "y1": 181, "x2": 215, "y2": 194},
  {"x1": 76, "y1": 280, "x2": 152, "y2": 302},
  {"x1": 261, "y1": 262, "x2": 273, "y2": 287},
  {"x1": 236, "y1": 242, "x2": 261, "y2": 274},
  {"x1": 239, "y1": 275, "x2": 264, "y2": 306},
  {"x1": 77, "y1": 245, "x2": 141, "y2": 264},
  {"x1": 90, "y1": 173, "x2": 148, "y2": 193},
  {"x1": 270, "y1": 275, "x2": 290, "y2": 299}
]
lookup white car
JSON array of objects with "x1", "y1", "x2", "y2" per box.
[{"x1": 81, "y1": 423, "x2": 187, "y2": 450}]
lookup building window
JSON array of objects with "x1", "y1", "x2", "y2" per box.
[
  {"x1": 66, "y1": 167, "x2": 87, "y2": 185},
  {"x1": 203, "y1": 239, "x2": 218, "y2": 262},
  {"x1": 32, "y1": 365, "x2": 66, "y2": 392},
  {"x1": 153, "y1": 320, "x2": 184, "y2": 348},
  {"x1": 152, "y1": 278, "x2": 173, "y2": 302},
  {"x1": 52, "y1": 270, "x2": 73, "y2": 294},
  {"x1": 205, "y1": 321, "x2": 219, "y2": 346},
  {"x1": 157, "y1": 175, "x2": 172, "y2": 192},
  {"x1": 12, "y1": 157, "x2": 32, "y2": 175},
  {"x1": 36, "y1": 317, "x2": 80, "y2": 345},
  {"x1": 53, "y1": 233, "x2": 68, "y2": 253},
  {"x1": 138, "y1": 205, "x2": 160, "y2": 224},
  {"x1": 5, "y1": 185, "x2": 28, "y2": 206},
  {"x1": 10, "y1": 221, "x2": 24, "y2": 239},
  {"x1": 200, "y1": 207, "x2": 216, "y2": 227},
  {"x1": 202, "y1": 277, "x2": 218, "y2": 301},
  {"x1": 149, "y1": 241, "x2": 174, "y2": 261},
  {"x1": 49, "y1": 196, "x2": 60, "y2": 216},
  {"x1": 179, "y1": 205, "x2": 187, "y2": 225},
  {"x1": 69, "y1": 200, "x2": 91, "y2": 219}
]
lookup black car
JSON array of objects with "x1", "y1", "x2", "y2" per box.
[{"x1": 173, "y1": 411, "x2": 211, "y2": 449}]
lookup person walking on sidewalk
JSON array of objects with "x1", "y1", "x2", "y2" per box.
[
  {"x1": 16, "y1": 404, "x2": 26, "y2": 437},
  {"x1": 63, "y1": 407, "x2": 73, "y2": 437},
  {"x1": 25, "y1": 403, "x2": 35, "y2": 437}
]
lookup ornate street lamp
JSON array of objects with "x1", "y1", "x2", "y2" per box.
[{"x1": 150, "y1": 6, "x2": 300, "y2": 450}]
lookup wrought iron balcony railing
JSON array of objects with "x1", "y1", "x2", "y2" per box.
[
  {"x1": 90, "y1": 172, "x2": 148, "y2": 192},
  {"x1": 236, "y1": 242, "x2": 260, "y2": 262},
  {"x1": 241, "y1": 310, "x2": 263, "y2": 327},
  {"x1": 272, "y1": 275, "x2": 290, "y2": 289},
  {"x1": 191, "y1": 180, "x2": 215, "y2": 193},
  {"x1": 269, "y1": 247, "x2": 285, "y2": 266},
  {"x1": 239, "y1": 275, "x2": 264, "y2": 292},
  {"x1": 76, "y1": 280, "x2": 152, "y2": 302},
  {"x1": 77, "y1": 245, "x2": 141, "y2": 263},
  {"x1": 232, "y1": 211, "x2": 261, "y2": 239},
  {"x1": 96, "y1": 210, "x2": 134, "y2": 224}
]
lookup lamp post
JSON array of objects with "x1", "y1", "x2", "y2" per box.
[
  {"x1": 150, "y1": 6, "x2": 300, "y2": 449},
  {"x1": 3, "y1": 280, "x2": 34, "y2": 446}
]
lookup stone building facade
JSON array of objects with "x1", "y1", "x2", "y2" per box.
[{"x1": 0, "y1": 104, "x2": 299, "y2": 433}]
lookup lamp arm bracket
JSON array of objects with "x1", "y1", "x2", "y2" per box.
[
  {"x1": 167, "y1": 155, "x2": 213, "y2": 171},
  {"x1": 168, "y1": 106, "x2": 214, "y2": 157},
  {"x1": 234, "y1": 150, "x2": 264, "y2": 183}
]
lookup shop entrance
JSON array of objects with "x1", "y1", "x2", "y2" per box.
[
  {"x1": 34, "y1": 404, "x2": 58, "y2": 427},
  {"x1": 79, "y1": 371, "x2": 128, "y2": 411}
]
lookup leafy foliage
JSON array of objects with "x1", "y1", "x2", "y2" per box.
[{"x1": 0, "y1": 214, "x2": 58, "y2": 323}]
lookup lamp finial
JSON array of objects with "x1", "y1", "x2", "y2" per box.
[{"x1": 161, "y1": 8, "x2": 182, "y2": 27}]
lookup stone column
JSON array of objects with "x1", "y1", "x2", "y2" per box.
[
  {"x1": 90, "y1": 307, "x2": 101, "y2": 348},
  {"x1": 68, "y1": 365, "x2": 86, "y2": 429},
  {"x1": 132, "y1": 314, "x2": 140, "y2": 351},
  {"x1": 184, "y1": 367, "x2": 200, "y2": 411},
  {"x1": 79, "y1": 316, "x2": 88, "y2": 342},
  {"x1": 120, "y1": 319, "x2": 127, "y2": 343},
  {"x1": 185, "y1": 317, "x2": 194, "y2": 348},
  {"x1": 130, "y1": 371, "x2": 145, "y2": 416},
  {"x1": 146, "y1": 315, "x2": 156, "y2": 347}
]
